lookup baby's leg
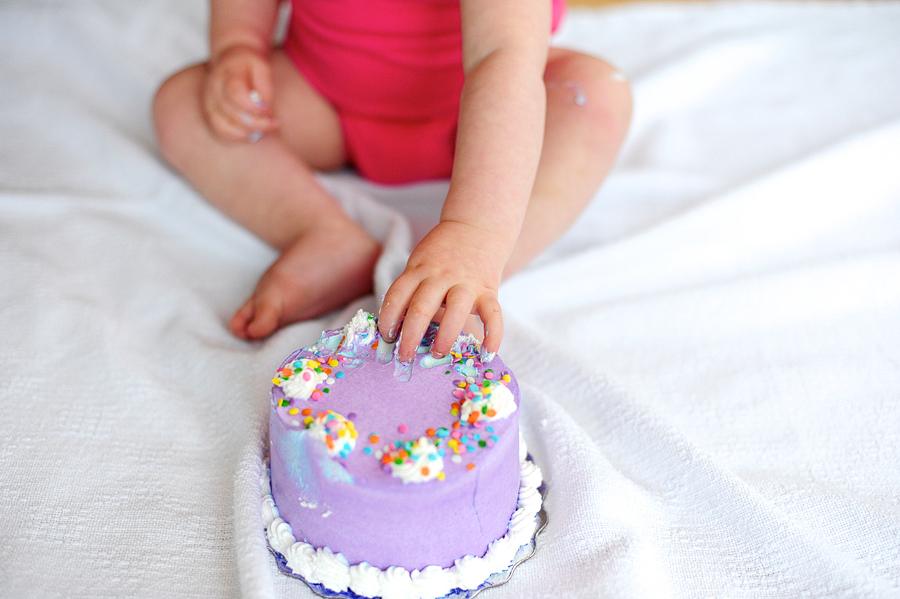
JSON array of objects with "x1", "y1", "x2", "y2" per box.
[
  {"x1": 153, "y1": 52, "x2": 381, "y2": 339},
  {"x1": 503, "y1": 48, "x2": 632, "y2": 277}
]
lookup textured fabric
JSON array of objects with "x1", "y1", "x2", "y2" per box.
[
  {"x1": 283, "y1": 0, "x2": 566, "y2": 183},
  {"x1": 2, "y1": 1, "x2": 900, "y2": 598}
]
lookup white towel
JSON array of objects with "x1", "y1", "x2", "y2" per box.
[{"x1": 1, "y1": 1, "x2": 899, "y2": 598}]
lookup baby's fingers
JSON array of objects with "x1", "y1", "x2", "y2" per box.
[
  {"x1": 204, "y1": 97, "x2": 258, "y2": 141},
  {"x1": 431, "y1": 287, "x2": 476, "y2": 358},
  {"x1": 203, "y1": 78, "x2": 255, "y2": 141},
  {"x1": 396, "y1": 281, "x2": 450, "y2": 362},
  {"x1": 204, "y1": 73, "x2": 275, "y2": 141},
  {"x1": 217, "y1": 97, "x2": 276, "y2": 142},
  {"x1": 476, "y1": 295, "x2": 503, "y2": 356},
  {"x1": 378, "y1": 279, "x2": 416, "y2": 345},
  {"x1": 222, "y1": 77, "x2": 277, "y2": 130},
  {"x1": 380, "y1": 276, "x2": 449, "y2": 363}
]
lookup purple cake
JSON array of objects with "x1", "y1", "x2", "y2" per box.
[{"x1": 265, "y1": 310, "x2": 538, "y2": 599}]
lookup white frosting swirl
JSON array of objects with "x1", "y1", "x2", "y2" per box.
[
  {"x1": 287, "y1": 541, "x2": 318, "y2": 581},
  {"x1": 261, "y1": 495, "x2": 279, "y2": 525},
  {"x1": 453, "y1": 553, "x2": 497, "y2": 591},
  {"x1": 389, "y1": 436, "x2": 444, "y2": 484},
  {"x1": 484, "y1": 533, "x2": 519, "y2": 571},
  {"x1": 261, "y1": 441, "x2": 544, "y2": 599},
  {"x1": 379, "y1": 567, "x2": 416, "y2": 599},
  {"x1": 312, "y1": 547, "x2": 351, "y2": 591},
  {"x1": 411, "y1": 566, "x2": 457, "y2": 599},
  {"x1": 349, "y1": 563, "x2": 383, "y2": 598},
  {"x1": 458, "y1": 381, "x2": 517, "y2": 423},
  {"x1": 281, "y1": 359, "x2": 328, "y2": 400}
]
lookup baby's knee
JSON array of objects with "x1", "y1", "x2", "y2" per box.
[
  {"x1": 152, "y1": 65, "x2": 206, "y2": 168},
  {"x1": 546, "y1": 51, "x2": 633, "y2": 141}
]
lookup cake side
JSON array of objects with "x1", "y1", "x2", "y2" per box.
[
  {"x1": 269, "y1": 404, "x2": 520, "y2": 569},
  {"x1": 263, "y1": 441, "x2": 545, "y2": 599}
]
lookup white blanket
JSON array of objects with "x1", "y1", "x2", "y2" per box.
[{"x1": 2, "y1": 1, "x2": 899, "y2": 597}]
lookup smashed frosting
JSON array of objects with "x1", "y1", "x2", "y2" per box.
[
  {"x1": 273, "y1": 311, "x2": 518, "y2": 492},
  {"x1": 343, "y1": 309, "x2": 378, "y2": 347}
]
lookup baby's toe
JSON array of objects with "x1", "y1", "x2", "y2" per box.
[
  {"x1": 245, "y1": 296, "x2": 282, "y2": 340},
  {"x1": 230, "y1": 300, "x2": 255, "y2": 339}
]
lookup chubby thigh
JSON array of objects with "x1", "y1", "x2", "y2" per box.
[{"x1": 269, "y1": 50, "x2": 347, "y2": 172}]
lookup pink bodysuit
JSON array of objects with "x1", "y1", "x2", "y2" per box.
[{"x1": 284, "y1": 0, "x2": 566, "y2": 184}]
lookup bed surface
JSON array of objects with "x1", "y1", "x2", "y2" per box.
[{"x1": 2, "y1": 1, "x2": 899, "y2": 597}]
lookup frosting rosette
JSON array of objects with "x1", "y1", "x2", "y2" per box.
[
  {"x1": 384, "y1": 436, "x2": 445, "y2": 483},
  {"x1": 455, "y1": 377, "x2": 516, "y2": 425},
  {"x1": 306, "y1": 410, "x2": 358, "y2": 459},
  {"x1": 275, "y1": 357, "x2": 334, "y2": 401}
]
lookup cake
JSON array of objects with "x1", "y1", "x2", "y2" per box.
[{"x1": 263, "y1": 310, "x2": 544, "y2": 599}]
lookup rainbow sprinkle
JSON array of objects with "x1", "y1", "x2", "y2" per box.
[{"x1": 306, "y1": 410, "x2": 358, "y2": 459}]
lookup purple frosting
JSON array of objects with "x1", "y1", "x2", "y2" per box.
[{"x1": 268, "y1": 326, "x2": 520, "y2": 571}]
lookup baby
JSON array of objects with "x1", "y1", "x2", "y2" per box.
[{"x1": 153, "y1": 0, "x2": 631, "y2": 363}]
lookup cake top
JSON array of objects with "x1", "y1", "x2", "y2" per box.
[{"x1": 270, "y1": 310, "x2": 518, "y2": 486}]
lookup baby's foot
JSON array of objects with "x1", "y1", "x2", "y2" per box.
[{"x1": 231, "y1": 218, "x2": 381, "y2": 340}]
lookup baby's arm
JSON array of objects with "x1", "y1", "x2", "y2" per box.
[
  {"x1": 203, "y1": 0, "x2": 281, "y2": 141},
  {"x1": 379, "y1": 0, "x2": 551, "y2": 362}
]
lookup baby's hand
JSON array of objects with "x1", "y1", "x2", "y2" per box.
[
  {"x1": 379, "y1": 221, "x2": 506, "y2": 363},
  {"x1": 203, "y1": 45, "x2": 278, "y2": 142}
]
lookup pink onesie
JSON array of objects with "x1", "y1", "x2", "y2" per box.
[{"x1": 284, "y1": 0, "x2": 566, "y2": 184}]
